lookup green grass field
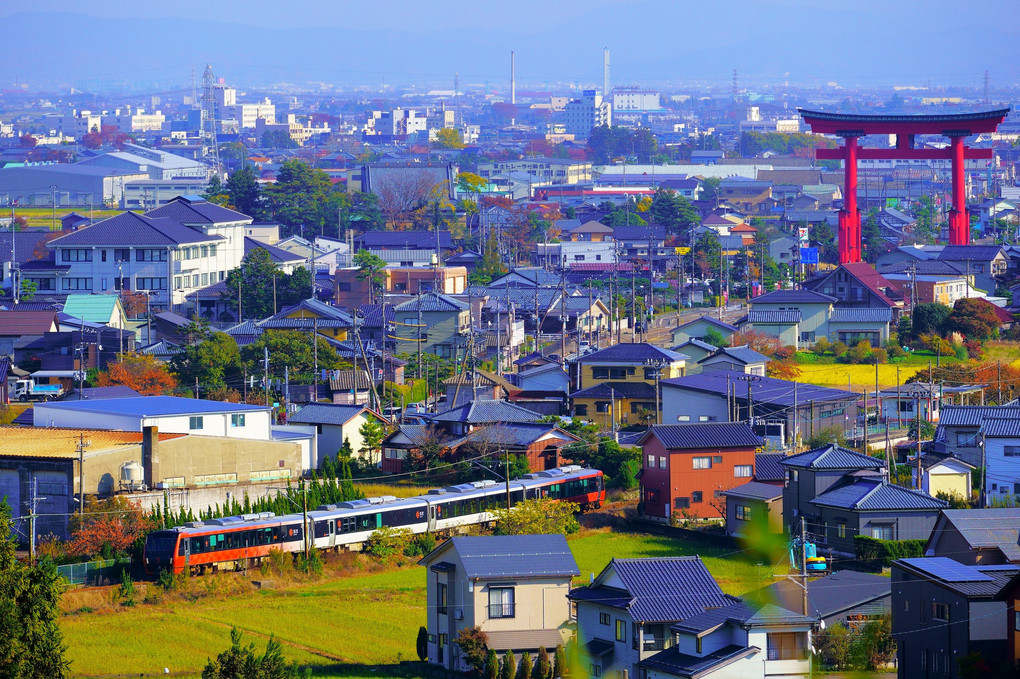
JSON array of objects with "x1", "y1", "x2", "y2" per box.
[{"x1": 60, "y1": 530, "x2": 767, "y2": 678}]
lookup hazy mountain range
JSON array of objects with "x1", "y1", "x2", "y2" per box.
[{"x1": 3, "y1": 2, "x2": 1017, "y2": 93}]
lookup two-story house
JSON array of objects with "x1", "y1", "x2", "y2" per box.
[
  {"x1": 780, "y1": 444, "x2": 884, "y2": 536},
  {"x1": 670, "y1": 316, "x2": 737, "y2": 348},
  {"x1": 697, "y1": 346, "x2": 769, "y2": 376},
  {"x1": 641, "y1": 602, "x2": 814, "y2": 679},
  {"x1": 419, "y1": 534, "x2": 579, "y2": 672},
  {"x1": 977, "y1": 417, "x2": 1020, "y2": 506},
  {"x1": 935, "y1": 245, "x2": 1007, "y2": 295},
  {"x1": 570, "y1": 343, "x2": 688, "y2": 429},
  {"x1": 892, "y1": 557, "x2": 1020, "y2": 679},
  {"x1": 743, "y1": 289, "x2": 834, "y2": 349},
  {"x1": 931, "y1": 405, "x2": 1020, "y2": 468},
  {"x1": 392, "y1": 292, "x2": 469, "y2": 359},
  {"x1": 801, "y1": 262, "x2": 903, "y2": 313},
  {"x1": 637, "y1": 423, "x2": 762, "y2": 521},
  {"x1": 924, "y1": 508, "x2": 1020, "y2": 566},
  {"x1": 569, "y1": 557, "x2": 735, "y2": 679}
]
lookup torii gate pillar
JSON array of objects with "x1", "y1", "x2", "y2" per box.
[
  {"x1": 837, "y1": 133, "x2": 863, "y2": 264},
  {"x1": 948, "y1": 133, "x2": 969, "y2": 246}
]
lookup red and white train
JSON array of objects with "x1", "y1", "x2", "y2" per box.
[{"x1": 145, "y1": 465, "x2": 604, "y2": 575}]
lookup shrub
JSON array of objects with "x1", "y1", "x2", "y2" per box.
[
  {"x1": 866, "y1": 348, "x2": 888, "y2": 364},
  {"x1": 936, "y1": 490, "x2": 970, "y2": 509},
  {"x1": 405, "y1": 532, "x2": 437, "y2": 558},
  {"x1": 807, "y1": 426, "x2": 846, "y2": 449},
  {"x1": 456, "y1": 626, "x2": 489, "y2": 675},
  {"x1": 553, "y1": 646, "x2": 567, "y2": 679},
  {"x1": 774, "y1": 345, "x2": 796, "y2": 360},
  {"x1": 417, "y1": 627, "x2": 429, "y2": 662},
  {"x1": 886, "y1": 343, "x2": 907, "y2": 360},
  {"x1": 845, "y1": 340, "x2": 872, "y2": 364},
  {"x1": 816, "y1": 623, "x2": 853, "y2": 670},
  {"x1": 812, "y1": 337, "x2": 831, "y2": 355},
  {"x1": 831, "y1": 340, "x2": 848, "y2": 358},
  {"x1": 615, "y1": 459, "x2": 638, "y2": 491},
  {"x1": 516, "y1": 652, "x2": 532, "y2": 679},
  {"x1": 485, "y1": 649, "x2": 499, "y2": 679},
  {"x1": 953, "y1": 344, "x2": 967, "y2": 360},
  {"x1": 533, "y1": 647, "x2": 552, "y2": 679},
  {"x1": 365, "y1": 527, "x2": 413, "y2": 559},
  {"x1": 500, "y1": 649, "x2": 515, "y2": 679},
  {"x1": 262, "y1": 548, "x2": 293, "y2": 576},
  {"x1": 296, "y1": 548, "x2": 324, "y2": 576},
  {"x1": 492, "y1": 498, "x2": 579, "y2": 536},
  {"x1": 964, "y1": 339, "x2": 984, "y2": 359},
  {"x1": 853, "y1": 535, "x2": 925, "y2": 565}
]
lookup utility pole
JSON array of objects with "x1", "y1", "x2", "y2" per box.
[
  {"x1": 263, "y1": 346, "x2": 270, "y2": 407},
  {"x1": 504, "y1": 449, "x2": 511, "y2": 511},
  {"x1": 313, "y1": 319, "x2": 319, "y2": 402},
  {"x1": 800, "y1": 516, "x2": 809, "y2": 617},
  {"x1": 76, "y1": 433, "x2": 90, "y2": 518}
]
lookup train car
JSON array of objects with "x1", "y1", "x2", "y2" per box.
[{"x1": 145, "y1": 466, "x2": 605, "y2": 575}]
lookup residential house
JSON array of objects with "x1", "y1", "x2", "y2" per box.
[
  {"x1": 61, "y1": 294, "x2": 127, "y2": 328},
  {"x1": 924, "y1": 509, "x2": 1020, "y2": 566},
  {"x1": 994, "y1": 569, "x2": 1020, "y2": 670},
  {"x1": 721, "y1": 481, "x2": 783, "y2": 537},
  {"x1": 392, "y1": 292, "x2": 469, "y2": 359},
  {"x1": 641, "y1": 602, "x2": 814, "y2": 679},
  {"x1": 565, "y1": 221, "x2": 614, "y2": 242},
  {"x1": 335, "y1": 265, "x2": 468, "y2": 309},
  {"x1": 325, "y1": 370, "x2": 375, "y2": 406},
  {"x1": 931, "y1": 405, "x2": 1020, "y2": 468},
  {"x1": 660, "y1": 373, "x2": 858, "y2": 450},
  {"x1": 768, "y1": 236, "x2": 800, "y2": 268},
  {"x1": 756, "y1": 570, "x2": 891, "y2": 629},
  {"x1": 0, "y1": 310, "x2": 59, "y2": 357},
  {"x1": 568, "y1": 557, "x2": 735, "y2": 679},
  {"x1": 801, "y1": 262, "x2": 903, "y2": 312},
  {"x1": 670, "y1": 316, "x2": 737, "y2": 347},
  {"x1": 910, "y1": 453, "x2": 974, "y2": 501},
  {"x1": 638, "y1": 423, "x2": 762, "y2": 521},
  {"x1": 717, "y1": 178, "x2": 772, "y2": 214},
  {"x1": 698, "y1": 345, "x2": 769, "y2": 376},
  {"x1": 353, "y1": 230, "x2": 455, "y2": 268},
  {"x1": 880, "y1": 260, "x2": 976, "y2": 306},
  {"x1": 935, "y1": 245, "x2": 1007, "y2": 294},
  {"x1": 743, "y1": 289, "x2": 834, "y2": 348},
  {"x1": 509, "y1": 363, "x2": 570, "y2": 417},
  {"x1": 419, "y1": 534, "x2": 578, "y2": 672},
  {"x1": 670, "y1": 339, "x2": 716, "y2": 373},
  {"x1": 534, "y1": 240, "x2": 617, "y2": 270},
  {"x1": 570, "y1": 343, "x2": 688, "y2": 429},
  {"x1": 976, "y1": 418, "x2": 1020, "y2": 507},
  {"x1": 892, "y1": 557, "x2": 1020, "y2": 678},
  {"x1": 443, "y1": 369, "x2": 517, "y2": 409},
  {"x1": 287, "y1": 403, "x2": 389, "y2": 467}
]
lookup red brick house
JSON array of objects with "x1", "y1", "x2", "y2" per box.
[{"x1": 637, "y1": 423, "x2": 762, "y2": 521}]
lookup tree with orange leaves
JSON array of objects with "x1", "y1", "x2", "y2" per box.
[
  {"x1": 66, "y1": 496, "x2": 155, "y2": 559},
  {"x1": 97, "y1": 353, "x2": 177, "y2": 395}
]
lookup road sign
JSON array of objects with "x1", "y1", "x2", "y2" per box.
[
  {"x1": 800, "y1": 247, "x2": 818, "y2": 264},
  {"x1": 674, "y1": 247, "x2": 690, "y2": 255}
]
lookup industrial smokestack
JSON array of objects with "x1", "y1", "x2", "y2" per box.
[
  {"x1": 603, "y1": 47, "x2": 610, "y2": 96},
  {"x1": 511, "y1": 50, "x2": 516, "y2": 125}
]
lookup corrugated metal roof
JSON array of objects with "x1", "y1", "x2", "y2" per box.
[
  {"x1": 757, "y1": 570, "x2": 891, "y2": 619},
  {"x1": 780, "y1": 444, "x2": 884, "y2": 470},
  {"x1": 61, "y1": 295, "x2": 121, "y2": 323},
  {"x1": 721, "y1": 481, "x2": 782, "y2": 500},
  {"x1": 980, "y1": 418, "x2": 1020, "y2": 437},
  {"x1": 642, "y1": 423, "x2": 762, "y2": 450},
  {"x1": 428, "y1": 534, "x2": 579, "y2": 579},
  {"x1": 37, "y1": 395, "x2": 270, "y2": 417},
  {"x1": 0, "y1": 426, "x2": 184, "y2": 458},
  {"x1": 936, "y1": 509, "x2": 1020, "y2": 561},
  {"x1": 581, "y1": 343, "x2": 688, "y2": 364},
  {"x1": 432, "y1": 400, "x2": 542, "y2": 424}
]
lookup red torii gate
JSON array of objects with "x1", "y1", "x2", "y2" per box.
[{"x1": 798, "y1": 109, "x2": 1009, "y2": 264}]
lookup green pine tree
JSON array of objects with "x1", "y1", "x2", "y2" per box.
[
  {"x1": 499, "y1": 649, "x2": 516, "y2": 679},
  {"x1": 516, "y1": 652, "x2": 532, "y2": 679}
]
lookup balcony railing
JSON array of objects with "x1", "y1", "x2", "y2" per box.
[
  {"x1": 642, "y1": 638, "x2": 667, "y2": 652},
  {"x1": 767, "y1": 649, "x2": 807, "y2": 661},
  {"x1": 488, "y1": 603, "x2": 516, "y2": 619}
]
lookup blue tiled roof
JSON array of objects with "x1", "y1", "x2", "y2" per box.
[
  {"x1": 829, "y1": 308, "x2": 893, "y2": 323},
  {"x1": 661, "y1": 371, "x2": 855, "y2": 408},
  {"x1": 37, "y1": 395, "x2": 269, "y2": 417},
  {"x1": 431, "y1": 534, "x2": 579, "y2": 579},
  {"x1": 938, "y1": 405, "x2": 1020, "y2": 427},
  {"x1": 579, "y1": 557, "x2": 733, "y2": 623},
  {"x1": 937, "y1": 245, "x2": 1004, "y2": 262},
  {"x1": 699, "y1": 345, "x2": 769, "y2": 365},
  {"x1": 358, "y1": 230, "x2": 453, "y2": 249},
  {"x1": 640, "y1": 423, "x2": 762, "y2": 450},
  {"x1": 979, "y1": 418, "x2": 1020, "y2": 437},
  {"x1": 614, "y1": 224, "x2": 667, "y2": 241},
  {"x1": 751, "y1": 289, "x2": 836, "y2": 304},
  {"x1": 747, "y1": 309, "x2": 801, "y2": 324},
  {"x1": 671, "y1": 602, "x2": 753, "y2": 634},
  {"x1": 449, "y1": 422, "x2": 578, "y2": 449},
  {"x1": 244, "y1": 237, "x2": 304, "y2": 264},
  {"x1": 780, "y1": 444, "x2": 884, "y2": 470},
  {"x1": 581, "y1": 343, "x2": 687, "y2": 364},
  {"x1": 811, "y1": 479, "x2": 948, "y2": 511},
  {"x1": 394, "y1": 292, "x2": 468, "y2": 313},
  {"x1": 48, "y1": 212, "x2": 221, "y2": 247},
  {"x1": 570, "y1": 381, "x2": 656, "y2": 400},
  {"x1": 145, "y1": 196, "x2": 251, "y2": 224},
  {"x1": 721, "y1": 481, "x2": 782, "y2": 501},
  {"x1": 757, "y1": 570, "x2": 891, "y2": 620},
  {"x1": 754, "y1": 453, "x2": 786, "y2": 482},
  {"x1": 288, "y1": 403, "x2": 375, "y2": 426}
]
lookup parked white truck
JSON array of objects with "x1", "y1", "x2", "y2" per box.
[{"x1": 12, "y1": 379, "x2": 64, "y2": 401}]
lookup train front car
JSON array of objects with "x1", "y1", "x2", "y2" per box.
[
  {"x1": 519, "y1": 465, "x2": 605, "y2": 510},
  {"x1": 144, "y1": 529, "x2": 184, "y2": 575}
]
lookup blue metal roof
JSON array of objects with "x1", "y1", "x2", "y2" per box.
[
  {"x1": 811, "y1": 479, "x2": 948, "y2": 511},
  {"x1": 721, "y1": 481, "x2": 782, "y2": 501},
  {"x1": 427, "y1": 534, "x2": 579, "y2": 579},
  {"x1": 432, "y1": 400, "x2": 542, "y2": 424},
  {"x1": 581, "y1": 343, "x2": 688, "y2": 364},
  {"x1": 829, "y1": 308, "x2": 893, "y2": 323},
  {"x1": 747, "y1": 309, "x2": 801, "y2": 324},
  {"x1": 37, "y1": 395, "x2": 269, "y2": 417},
  {"x1": 979, "y1": 418, "x2": 1020, "y2": 437},
  {"x1": 640, "y1": 423, "x2": 762, "y2": 450},
  {"x1": 780, "y1": 444, "x2": 884, "y2": 470},
  {"x1": 938, "y1": 405, "x2": 1020, "y2": 427},
  {"x1": 753, "y1": 453, "x2": 786, "y2": 482},
  {"x1": 751, "y1": 289, "x2": 835, "y2": 304},
  {"x1": 662, "y1": 371, "x2": 855, "y2": 408},
  {"x1": 288, "y1": 404, "x2": 376, "y2": 426},
  {"x1": 898, "y1": 557, "x2": 993, "y2": 583}
]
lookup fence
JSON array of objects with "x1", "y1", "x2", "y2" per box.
[{"x1": 56, "y1": 557, "x2": 132, "y2": 587}]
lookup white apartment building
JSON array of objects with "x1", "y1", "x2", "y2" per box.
[
  {"x1": 101, "y1": 106, "x2": 166, "y2": 132},
  {"x1": 565, "y1": 90, "x2": 612, "y2": 139},
  {"x1": 36, "y1": 196, "x2": 250, "y2": 311},
  {"x1": 612, "y1": 89, "x2": 662, "y2": 112}
]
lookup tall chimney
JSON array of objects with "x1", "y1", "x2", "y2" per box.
[
  {"x1": 142, "y1": 425, "x2": 159, "y2": 487},
  {"x1": 603, "y1": 47, "x2": 610, "y2": 97},
  {"x1": 511, "y1": 50, "x2": 516, "y2": 105}
]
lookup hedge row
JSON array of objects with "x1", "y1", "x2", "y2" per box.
[{"x1": 853, "y1": 535, "x2": 926, "y2": 565}]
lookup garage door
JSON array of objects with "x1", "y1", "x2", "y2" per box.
[{"x1": 32, "y1": 471, "x2": 69, "y2": 541}]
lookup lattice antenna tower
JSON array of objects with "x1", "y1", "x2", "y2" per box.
[
  {"x1": 201, "y1": 64, "x2": 221, "y2": 173},
  {"x1": 732, "y1": 68, "x2": 739, "y2": 102}
]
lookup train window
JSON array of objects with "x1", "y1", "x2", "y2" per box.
[
  {"x1": 314, "y1": 522, "x2": 330, "y2": 538},
  {"x1": 178, "y1": 540, "x2": 186, "y2": 556}
]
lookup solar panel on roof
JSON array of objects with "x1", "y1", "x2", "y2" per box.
[{"x1": 901, "y1": 557, "x2": 993, "y2": 582}]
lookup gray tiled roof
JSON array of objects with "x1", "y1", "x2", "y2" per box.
[
  {"x1": 358, "y1": 230, "x2": 453, "y2": 249},
  {"x1": 934, "y1": 509, "x2": 1020, "y2": 561},
  {"x1": 699, "y1": 345, "x2": 769, "y2": 365},
  {"x1": 662, "y1": 371, "x2": 855, "y2": 408},
  {"x1": 640, "y1": 645, "x2": 758, "y2": 676},
  {"x1": 780, "y1": 444, "x2": 884, "y2": 470},
  {"x1": 676, "y1": 315, "x2": 738, "y2": 333},
  {"x1": 754, "y1": 453, "x2": 786, "y2": 482},
  {"x1": 937, "y1": 245, "x2": 1004, "y2": 262},
  {"x1": 979, "y1": 418, "x2": 1020, "y2": 437},
  {"x1": 641, "y1": 423, "x2": 762, "y2": 450},
  {"x1": 394, "y1": 292, "x2": 468, "y2": 313},
  {"x1": 721, "y1": 481, "x2": 782, "y2": 501},
  {"x1": 747, "y1": 309, "x2": 801, "y2": 324},
  {"x1": 286, "y1": 403, "x2": 373, "y2": 426},
  {"x1": 938, "y1": 405, "x2": 1020, "y2": 427},
  {"x1": 145, "y1": 197, "x2": 251, "y2": 224},
  {"x1": 569, "y1": 381, "x2": 656, "y2": 400},
  {"x1": 829, "y1": 308, "x2": 893, "y2": 323},
  {"x1": 431, "y1": 534, "x2": 579, "y2": 579},
  {"x1": 581, "y1": 343, "x2": 688, "y2": 364},
  {"x1": 810, "y1": 479, "x2": 948, "y2": 511},
  {"x1": 48, "y1": 212, "x2": 221, "y2": 247},
  {"x1": 582, "y1": 557, "x2": 732, "y2": 623},
  {"x1": 757, "y1": 570, "x2": 891, "y2": 619},
  {"x1": 432, "y1": 400, "x2": 542, "y2": 424}
]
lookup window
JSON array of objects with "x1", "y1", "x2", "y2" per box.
[
  {"x1": 201, "y1": 246, "x2": 209, "y2": 257},
  {"x1": 61, "y1": 278, "x2": 92, "y2": 291},
  {"x1": 337, "y1": 282, "x2": 352, "y2": 292},
  {"x1": 101, "y1": 250, "x2": 107, "y2": 262},
  {"x1": 872, "y1": 524, "x2": 893, "y2": 540},
  {"x1": 696, "y1": 637, "x2": 702, "y2": 654},
  {"x1": 61, "y1": 249, "x2": 92, "y2": 262},
  {"x1": 790, "y1": 470, "x2": 799, "y2": 482},
  {"x1": 957, "y1": 432, "x2": 978, "y2": 447},
  {"x1": 645, "y1": 488, "x2": 660, "y2": 504},
  {"x1": 574, "y1": 404, "x2": 588, "y2": 416},
  {"x1": 231, "y1": 414, "x2": 246, "y2": 428},
  {"x1": 658, "y1": 456, "x2": 666, "y2": 469},
  {"x1": 1005, "y1": 446, "x2": 1020, "y2": 457},
  {"x1": 675, "y1": 497, "x2": 690, "y2": 509},
  {"x1": 488, "y1": 587, "x2": 515, "y2": 618},
  {"x1": 693, "y1": 457, "x2": 712, "y2": 470},
  {"x1": 115, "y1": 276, "x2": 130, "y2": 291},
  {"x1": 136, "y1": 249, "x2": 168, "y2": 261},
  {"x1": 735, "y1": 505, "x2": 751, "y2": 521},
  {"x1": 438, "y1": 583, "x2": 447, "y2": 615},
  {"x1": 734, "y1": 465, "x2": 753, "y2": 478},
  {"x1": 615, "y1": 619, "x2": 626, "y2": 642},
  {"x1": 691, "y1": 491, "x2": 702, "y2": 504},
  {"x1": 766, "y1": 632, "x2": 806, "y2": 660},
  {"x1": 599, "y1": 612, "x2": 610, "y2": 625},
  {"x1": 137, "y1": 277, "x2": 167, "y2": 290},
  {"x1": 643, "y1": 367, "x2": 659, "y2": 380},
  {"x1": 201, "y1": 273, "x2": 209, "y2": 286},
  {"x1": 114, "y1": 248, "x2": 130, "y2": 262},
  {"x1": 595, "y1": 402, "x2": 611, "y2": 414},
  {"x1": 209, "y1": 244, "x2": 217, "y2": 257},
  {"x1": 898, "y1": 401, "x2": 914, "y2": 413},
  {"x1": 713, "y1": 455, "x2": 723, "y2": 463},
  {"x1": 189, "y1": 416, "x2": 204, "y2": 430},
  {"x1": 589, "y1": 664, "x2": 601, "y2": 677},
  {"x1": 838, "y1": 523, "x2": 846, "y2": 538},
  {"x1": 592, "y1": 367, "x2": 627, "y2": 380},
  {"x1": 647, "y1": 454, "x2": 655, "y2": 467},
  {"x1": 932, "y1": 602, "x2": 949, "y2": 621}
]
